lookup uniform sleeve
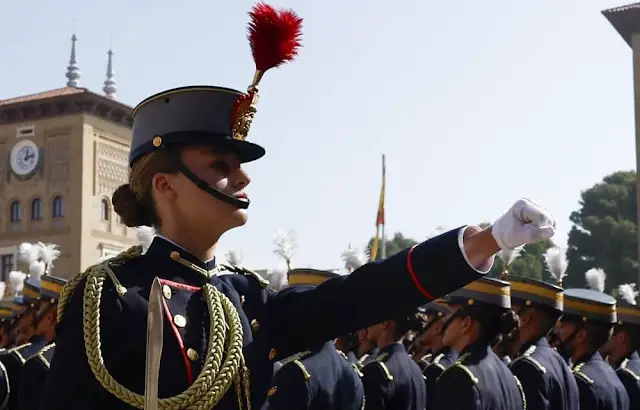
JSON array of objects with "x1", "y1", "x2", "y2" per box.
[
  {"x1": 510, "y1": 358, "x2": 549, "y2": 410},
  {"x1": 361, "y1": 362, "x2": 393, "y2": 410},
  {"x1": 0, "y1": 360, "x2": 9, "y2": 410},
  {"x1": 424, "y1": 363, "x2": 445, "y2": 409},
  {"x1": 267, "y1": 228, "x2": 489, "y2": 355},
  {"x1": 574, "y1": 374, "x2": 599, "y2": 410},
  {"x1": 266, "y1": 362, "x2": 310, "y2": 410},
  {"x1": 39, "y1": 279, "x2": 126, "y2": 410},
  {"x1": 18, "y1": 358, "x2": 48, "y2": 410},
  {"x1": 433, "y1": 366, "x2": 480, "y2": 410}
]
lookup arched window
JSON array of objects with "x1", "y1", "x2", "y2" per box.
[
  {"x1": 52, "y1": 196, "x2": 64, "y2": 218},
  {"x1": 101, "y1": 199, "x2": 110, "y2": 221},
  {"x1": 31, "y1": 198, "x2": 42, "y2": 220},
  {"x1": 9, "y1": 200, "x2": 21, "y2": 222}
]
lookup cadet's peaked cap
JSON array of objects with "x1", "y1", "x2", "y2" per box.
[
  {"x1": 562, "y1": 288, "x2": 616, "y2": 324},
  {"x1": 616, "y1": 300, "x2": 640, "y2": 326},
  {"x1": 129, "y1": 86, "x2": 266, "y2": 166},
  {"x1": 444, "y1": 277, "x2": 511, "y2": 309},
  {"x1": 11, "y1": 296, "x2": 29, "y2": 315},
  {"x1": 22, "y1": 276, "x2": 41, "y2": 306},
  {"x1": 40, "y1": 275, "x2": 67, "y2": 302},
  {"x1": 418, "y1": 299, "x2": 451, "y2": 318},
  {"x1": 510, "y1": 276, "x2": 563, "y2": 312},
  {"x1": 287, "y1": 268, "x2": 340, "y2": 287},
  {"x1": 0, "y1": 300, "x2": 14, "y2": 321}
]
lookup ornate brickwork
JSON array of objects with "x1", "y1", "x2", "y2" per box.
[
  {"x1": 95, "y1": 139, "x2": 128, "y2": 196},
  {"x1": 46, "y1": 137, "x2": 70, "y2": 190}
]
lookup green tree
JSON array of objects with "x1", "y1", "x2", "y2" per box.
[
  {"x1": 488, "y1": 240, "x2": 555, "y2": 281},
  {"x1": 565, "y1": 170, "x2": 637, "y2": 292},
  {"x1": 367, "y1": 232, "x2": 419, "y2": 261}
]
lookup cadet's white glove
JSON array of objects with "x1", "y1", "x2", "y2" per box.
[{"x1": 491, "y1": 198, "x2": 556, "y2": 250}]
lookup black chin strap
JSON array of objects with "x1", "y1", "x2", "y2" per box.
[{"x1": 169, "y1": 152, "x2": 250, "y2": 210}]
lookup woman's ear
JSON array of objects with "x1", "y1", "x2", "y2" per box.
[{"x1": 152, "y1": 173, "x2": 176, "y2": 201}]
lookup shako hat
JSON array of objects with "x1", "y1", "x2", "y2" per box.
[
  {"x1": 444, "y1": 277, "x2": 511, "y2": 309},
  {"x1": 128, "y1": 3, "x2": 303, "y2": 210}
]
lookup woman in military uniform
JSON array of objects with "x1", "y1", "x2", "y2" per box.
[
  {"x1": 434, "y1": 278, "x2": 526, "y2": 410},
  {"x1": 40, "y1": 4, "x2": 557, "y2": 410}
]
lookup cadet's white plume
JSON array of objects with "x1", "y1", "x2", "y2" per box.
[
  {"x1": 266, "y1": 267, "x2": 288, "y2": 290},
  {"x1": 618, "y1": 283, "x2": 638, "y2": 305},
  {"x1": 498, "y1": 246, "x2": 523, "y2": 266},
  {"x1": 544, "y1": 247, "x2": 568, "y2": 285},
  {"x1": 225, "y1": 249, "x2": 244, "y2": 266},
  {"x1": 18, "y1": 243, "x2": 39, "y2": 265},
  {"x1": 136, "y1": 226, "x2": 156, "y2": 253},
  {"x1": 36, "y1": 242, "x2": 60, "y2": 273},
  {"x1": 0, "y1": 282, "x2": 6, "y2": 300},
  {"x1": 28, "y1": 261, "x2": 45, "y2": 280},
  {"x1": 273, "y1": 229, "x2": 297, "y2": 271},
  {"x1": 585, "y1": 268, "x2": 606, "y2": 292},
  {"x1": 7, "y1": 271, "x2": 26, "y2": 297},
  {"x1": 341, "y1": 245, "x2": 368, "y2": 272}
]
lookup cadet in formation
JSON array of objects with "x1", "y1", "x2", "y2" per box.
[
  {"x1": 553, "y1": 269, "x2": 629, "y2": 410},
  {"x1": 434, "y1": 277, "x2": 526, "y2": 410},
  {"x1": 420, "y1": 300, "x2": 458, "y2": 410},
  {"x1": 18, "y1": 273, "x2": 67, "y2": 410},
  {"x1": 0, "y1": 303, "x2": 12, "y2": 409},
  {"x1": 40, "y1": 3, "x2": 557, "y2": 409},
  {"x1": 508, "y1": 275, "x2": 579, "y2": 410},
  {"x1": 361, "y1": 312, "x2": 426, "y2": 409},
  {"x1": 2, "y1": 271, "x2": 47, "y2": 409},
  {"x1": 600, "y1": 283, "x2": 640, "y2": 408},
  {"x1": 266, "y1": 268, "x2": 365, "y2": 410}
]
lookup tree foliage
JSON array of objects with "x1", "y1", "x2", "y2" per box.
[
  {"x1": 367, "y1": 232, "x2": 419, "y2": 261},
  {"x1": 565, "y1": 170, "x2": 637, "y2": 292}
]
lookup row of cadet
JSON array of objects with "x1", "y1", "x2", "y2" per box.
[{"x1": 269, "y1": 246, "x2": 640, "y2": 410}]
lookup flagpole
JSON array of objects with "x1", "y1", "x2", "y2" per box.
[{"x1": 381, "y1": 154, "x2": 386, "y2": 259}]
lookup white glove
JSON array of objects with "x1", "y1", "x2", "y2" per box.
[{"x1": 491, "y1": 198, "x2": 556, "y2": 250}]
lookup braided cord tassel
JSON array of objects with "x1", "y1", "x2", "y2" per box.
[{"x1": 66, "y1": 247, "x2": 246, "y2": 409}]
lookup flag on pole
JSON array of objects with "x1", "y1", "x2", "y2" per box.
[{"x1": 370, "y1": 155, "x2": 386, "y2": 261}]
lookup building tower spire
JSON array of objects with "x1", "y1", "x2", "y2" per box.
[
  {"x1": 65, "y1": 33, "x2": 81, "y2": 87},
  {"x1": 103, "y1": 49, "x2": 117, "y2": 99}
]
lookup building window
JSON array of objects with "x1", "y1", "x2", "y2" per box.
[
  {"x1": 101, "y1": 199, "x2": 110, "y2": 221},
  {"x1": 1, "y1": 254, "x2": 13, "y2": 281},
  {"x1": 31, "y1": 198, "x2": 42, "y2": 220},
  {"x1": 9, "y1": 201, "x2": 20, "y2": 223},
  {"x1": 52, "y1": 196, "x2": 64, "y2": 218}
]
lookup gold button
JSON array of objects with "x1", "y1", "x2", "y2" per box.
[
  {"x1": 525, "y1": 300, "x2": 532, "y2": 306},
  {"x1": 267, "y1": 386, "x2": 278, "y2": 397},
  {"x1": 152, "y1": 136, "x2": 163, "y2": 147},
  {"x1": 162, "y1": 285, "x2": 172, "y2": 299},
  {"x1": 170, "y1": 251, "x2": 181, "y2": 261},
  {"x1": 174, "y1": 314, "x2": 187, "y2": 328},
  {"x1": 187, "y1": 348, "x2": 199, "y2": 361},
  {"x1": 250, "y1": 319, "x2": 260, "y2": 331},
  {"x1": 268, "y1": 348, "x2": 277, "y2": 360}
]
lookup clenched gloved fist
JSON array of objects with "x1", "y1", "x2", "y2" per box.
[{"x1": 491, "y1": 198, "x2": 556, "y2": 250}]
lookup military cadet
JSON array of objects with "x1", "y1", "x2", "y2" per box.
[
  {"x1": 508, "y1": 275, "x2": 579, "y2": 410},
  {"x1": 348, "y1": 330, "x2": 380, "y2": 370},
  {"x1": 600, "y1": 283, "x2": 640, "y2": 407},
  {"x1": 266, "y1": 268, "x2": 364, "y2": 410},
  {"x1": 434, "y1": 277, "x2": 526, "y2": 410},
  {"x1": 40, "y1": 4, "x2": 556, "y2": 409},
  {"x1": 361, "y1": 312, "x2": 426, "y2": 409},
  {"x1": 2, "y1": 273, "x2": 48, "y2": 409},
  {"x1": 0, "y1": 302, "x2": 13, "y2": 351},
  {"x1": 553, "y1": 269, "x2": 629, "y2": 410},
  {"x1": 18, "y1": 273, "x2": 67, "y2": 410},
  {"x1": 0, "y1": 304, "x2": 12, "y2": 409},
  {"x1": 421, "y1": 300, "x2": 458, "y2": 409}
]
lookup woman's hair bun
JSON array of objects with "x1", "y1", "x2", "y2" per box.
[{"x1": 112, "y1": 184, "x2": 153, "y2": 228}]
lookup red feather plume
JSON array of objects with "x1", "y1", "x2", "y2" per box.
[{"x1": 248, "y1": 2, "x2": 303, "y2": 73}]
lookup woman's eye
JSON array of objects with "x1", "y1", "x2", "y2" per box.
[{"x1": 210, "y1": 161, "x2": 230, "y2": 174}]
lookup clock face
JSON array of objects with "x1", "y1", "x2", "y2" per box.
[{"x1": 10, "y1": 139, "x2": 39, "y2": 177}]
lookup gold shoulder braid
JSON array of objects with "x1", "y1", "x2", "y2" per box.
[{"x1": 57, "y1": 245, "x2": 251, "y2": 410}]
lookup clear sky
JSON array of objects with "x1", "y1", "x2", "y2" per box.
[{"x1": 1, "y1": 0, "x2": 637, "y2": 271}]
